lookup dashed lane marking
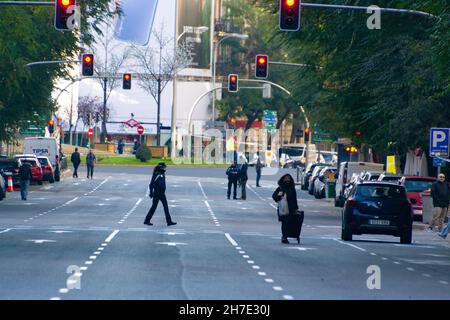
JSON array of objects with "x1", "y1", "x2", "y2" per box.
[
  {"x1": 333, "y1": 239, "x2": 367, "y2": 252},
  {"x1": 198, "y1": 181, "x2": 208, "y2": 199}
]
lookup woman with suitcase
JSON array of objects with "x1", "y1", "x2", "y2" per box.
[{"x1": 272, "y1": 174, "x2": 304, "y2": 244}]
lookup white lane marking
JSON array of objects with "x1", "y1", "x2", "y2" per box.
[
  {"x1": 333, "y1": 239, "x2": 367, "y2": 252},
  {"x1": 370, "y1": 253, "x2": 377, "y2": 256},
  {"x1": 247, "y1": 185, "x2": 267, "y2": 202},
  {"x1": 225, "y1": 233, "x2": 238, "y2": 247},
  {"x1": 252, "y1": 266, "x2": 260, "y2": 270},
  {"x1": 198, "y1": 181, "x2": 208, "y2": 199},
  {"x1": 0, "y1": 229, "x2": 11, "y2": 234},
  {"x1": 283, "y1": 295, "x2": 294, "y2": 300},
  {"x1": 247, "y1": 261, "x2": 255, "y2": 264},
  {"x1": 273, "y1": 286, "x2": 283, "y2": 291},
  {"x1": 85, "y1": 261, "x2": 93, "y2": 265},
  {"x1": 286, "y1": 247, "x2": 315, "y2": 252},
  {"x1": 89, "y1": 256, "x2": 97, "y2": 260},
  {"x1": 407, "y1": 267, "x2": 415, "y2": 272},
  {"x1": 118, "y1": 198, "x2": 143, "y2": 224},
  {"x1": 258, "y1": 272, "x2": 267, "y2": 276},
  {"x1": 439, "y1": 281, "x2": 449, "y2": 285},
  {"x1": 59, "y1": 288, "x2": 69, "y2": 294},
  {"x1": 50, "y1": 297, "x2": 61, "y2": 300},
  {"x1": 27, "y1": 240, "x2": 56, "y2": 244},
  {"x1": 105, "y1": 230, "x2": 120, "y2": 243},
  {"x1": 423, "y1": 274, "x2": 431, "y2": 277},
  {"x1": 49, "y1": 231, "x2": 73, "y2": 234},
  {"x1": 236, "y1": 247, "x2": 242, "y2": 250},
  {"x1": 156, "y1": 242, "x2": 187, "y2": 247},
  {"x1": 239, "y1": 251, "x2": 246, "y2": 254},
  {"x1": 393, "y1": 261, "x2": 401, "y2": 265},
  {"x1": 265, "y1": 279, "x2": 274, "y2": 283},
  {"x1": 382, "y1": 257, "x2": 388, "y2": 261},
  {"x1": 243, "y1": 255, "x2": 250, "y2": 258},
  {"x1": 80, "y1": 267, "x2": 88, "y2": 271},
  {"x1": 270, "y1": 203, "x2": 277, "y2": 210}
]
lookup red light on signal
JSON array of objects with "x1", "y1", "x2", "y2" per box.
[
  {"x1": 61, "y1": 0, "x2": 71, "y2": 6},
  {"x1": 49, "y1": 120, "x2": 54, "y2": 126},
  {"x1": 304, "y1": 128, "x2": 310, "y2": 134},
  {"x1": 124, "y1": 74, "x2": 130, "y2": 80},
  {"x1": 286, "y1": 0, "x2": 296, "y2": 7},
  {"x1": 258, "y1": 57, "x2": 266, "y2": 65},
  {"x1": 84, "y1": 56, "x2": 92, "y2": 64}
]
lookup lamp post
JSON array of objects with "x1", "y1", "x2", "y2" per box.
[
  {"x1": 211, "y1": 33, "x2": 248, "y2": 126},
  {"x1": 171, "y1": 25, "x2": 208, "y2": 157}
]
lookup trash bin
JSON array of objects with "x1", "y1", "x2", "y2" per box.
[
  {"x1": 326, "y1": 181, "x2": 336, "y2": 199},
  {"x1": 422, "y1": 192, "x2": 433, "y2": 225}
]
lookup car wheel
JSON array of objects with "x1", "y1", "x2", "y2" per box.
[
  {"x1": 341, "y1": 223, "x2": 353, "y2": 241},
  {"x1": 400, "y1": 231, "x2": 412, "y2": 245}
]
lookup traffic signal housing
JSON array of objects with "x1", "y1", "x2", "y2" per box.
[
  {"x1": 48, "y1": 120, "x2": 55, "y2": 135},
  {"x1": 228, "y1": 74, "x2": 239, "y2": 93},
  {"x1": 255, "y1": 55, "x2": 269, "y2": 79},
  {"x1": 55, "y1": 0, "x2": 76, "y2": 31},
  {"x1": 123, "y1": 73, "x2": 132, "y2": 90},
  {"x1": 304, "y1": 128, "x2": 310, "y2": 143},
  {"x1": 82, "y1": 54, "x2": 94, "y2": 76},
  {"x1": 279, "y1": 0, "x2": 301, "y2": 31}
]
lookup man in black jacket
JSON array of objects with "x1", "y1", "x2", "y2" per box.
[
  {"x1": 239, "y1": 161, "x2": 248, "y2": 200},
  {"x1": 144, "y1": 163, "x2": 177, "y2": 227},
  {"x1": 430, "y1": 174, "x2": 450, "y2": 232},
  {"x1": 70, "y1": 148, "x2": 81, "y2": 179},
  {"x1": 18, "y1": 162, "x2": 32, "y2": 201},
  {"x1": 226, "y1": 162, "x2": 239, "y2": 200}
]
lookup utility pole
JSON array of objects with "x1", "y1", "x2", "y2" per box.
[{"x1": 156, "y1": 43, "x2": 163, "y2": 146}]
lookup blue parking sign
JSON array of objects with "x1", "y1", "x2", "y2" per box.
[{"x1": 430, "y1": 128, "x2": 450, "y2": 157}]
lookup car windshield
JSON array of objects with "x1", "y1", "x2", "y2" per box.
[
  {"x1": 357, "y1": 185, "x2": 406, "y2": 199},
  {"x1": 0, "y1": 161, "x2": 15, "y2": 170},
  {"x1": 404, "y1": 180, "x2": 434, "y2": 193},
  {"x1": 280, "y1": 147, "x2": 305, "y2": 158},
  {"x1": 38, "y1": 158, "x2": 48, "y2": 165},
  {"x1": 22, "y1": 160, "x2": 37, "y2": 166},
  {"x1": 369, "y1": 175, "x2": 380, "y2": 181},
  {"x1": 382, "y1": 177, "x2": 400, "y2": 181}
]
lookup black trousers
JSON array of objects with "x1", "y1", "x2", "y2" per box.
[
  {"x1": 73, "y1": 164, "x2": 80, "y2": 178},
  {"x1": 228, "y1": 180, "x2": 237, "y2": 199},
  {"x1": 145, "y1": 194, "x2": 173, "y2": 224},
  {"x1": 241, "y1": 180, "x2": 247, "y2": 200},
  {"x1": 87, "y1": 165, "x2": 94, "y2": 179},
  {"x1": 256, "y1": 171, "x2": 261, "y2": 186}
]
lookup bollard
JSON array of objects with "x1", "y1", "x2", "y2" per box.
[{"x1": 7, "y1": 175, "x2": 13, "y2": 192}]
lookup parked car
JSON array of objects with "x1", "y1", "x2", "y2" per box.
[
  {"x1": 308, "y1": 164, "x2": 328, "y2": 195},
  {"x1": 300, "y1": 163, "x2": 318, "y2": 191},
  {"x1": 378, "y1": 174, "x2": 402, "y2": 184},
  {"x1": 400, "y1": 176, "x2": 436, "y2": 221},
  {"x1": 0, "y1": 158, "x2": 20, "y2": 188},
  {"x1": 361, "y1": 171, "x2": 384, "y2": 182},
  {"x1": 0, "y1": 173, "x2": 5, "y2": 201},
  {"x1": 314, "y1": 167, "x2": 337, "y2": 199},
  {"x1": 341, "y1": 182, "x2": 413, "y2": 244},
  {"x1": 317, "y1": 151, "x2": 338, "y2": 166},
  {"x1": 18, "y1": 158, "x2": 43, "y2": 185},
  {"x1": 343, "y1": 173, "x2": 364, "y2": 203},
  {"x1": 37, "y1": 156, "x2": 55, "y2": 183},
  {"x1": 335, "y1": 162, "x2": 385, "y2": 208}
]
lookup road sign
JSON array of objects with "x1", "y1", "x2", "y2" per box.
[
  {"x1": 430, "y1": 128, "x2": 450, "y2": 157},
  {"x1": 433, "y1": 157, "x2": 447, "y2": 168},
  {"x1": 137, "y1": 126, "x2": 145, "y2": 135},
  {"x1": 124, "y1": 118, "x2": 140, "y2": 128},
  {"x1": 88, "y1": 128, "x2": 94, "y2": 139},
  {"x1": 264, "y1": 110, "x2": 277, "y2": 118}
]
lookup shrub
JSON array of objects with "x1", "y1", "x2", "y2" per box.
[{"x1": 136, "y1": 145, "x2": 152, "y2": 162}]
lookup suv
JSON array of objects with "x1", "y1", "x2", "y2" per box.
[{"x1": 341, "y1": 182, "x2": 413, "y2": 244}]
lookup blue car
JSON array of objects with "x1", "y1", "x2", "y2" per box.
[{"x1": 0, "y1": 172, "x2": 5, "y2": 201}]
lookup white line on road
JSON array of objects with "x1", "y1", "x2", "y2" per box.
[
  {"x1": 105, "y1": 230, "x2": 120, "y2": 243},
  {"x1": 198, "y1": 181, "x2": 208, "y2": 199},
  {"x1": 0, "y1": 229, "x2": 11, "y2": 234},
  {"x1": 333, "y1": 239, "x2": 367, "y2": 252},
  {"x1": 118, "y1": 198, "x2": 143, "y2": 224},
  {"x1": 247, "y1": 185, "x2": 267, "y2": 202},
  {"x1": 225, "y1": 233, "x2": 238, "y2": 247}
]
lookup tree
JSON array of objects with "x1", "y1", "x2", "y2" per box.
[{"x1": 132, "y1": 24, "x2": 192, "y2": 145}]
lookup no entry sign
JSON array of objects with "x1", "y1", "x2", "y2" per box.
[
  {"x1": 137, "y1": 126, "x2": 145, "y2": 135},
  {"x1": 88, "y1": 128, "x2": 94, "y2": 139}
]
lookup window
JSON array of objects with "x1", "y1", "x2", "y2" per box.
[
  {"x1": 404, "y1": 180, "x2": 434, "y2": 193},
  {"x1": 357, "y1": 185, "x2": 406, "y2": 199}
]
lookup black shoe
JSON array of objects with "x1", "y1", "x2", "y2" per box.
[
  {"x1": 144, "y1": 222, "x2": 153, "y2": 226},
  {"x1": 227, "y1": 197, "x2": 230, "y2": 200},
  {"x1": 281, "y1": 238, "x2": 289, "y2": 244},
  {"x1": 167, "y1": 222, "x2": 177, "y2": 227}
]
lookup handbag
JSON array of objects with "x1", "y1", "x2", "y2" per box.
[{"x1": 278, "y1": 193, "x2": 290, "y2": 217}]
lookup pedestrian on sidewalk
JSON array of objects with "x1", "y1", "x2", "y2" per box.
[
  {"x1": 272, "y1": 174, "x2": 302, "y2": 244},
  {"x1": 18, "y1": 162, "x2": 32, "y2": 201},
  {"x1": 429, "y1": 173, "x2": 450, "y2": 232},
  {"x1": 238, "y1": 159, "x2": 248, "y2": 200},
  {"x1": 86, "y1": 149, "x2": 96, "y2": 180},
  {"x1": 144, "y1": 163, "x2": 177, "y2": 227},
  {"x1": 256, "y1": 157, "x2": 263, "y2": 187},
  {"x1": 70, "y1": 148, "x2": 81, "y2": 179},
  {"x1": 226, "y1": 162, "x2": 239, "y2": 200}
]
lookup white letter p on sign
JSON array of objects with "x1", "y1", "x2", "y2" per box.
[{"x1": 433, "y1": 131, "x2": 446, "y2": 148}]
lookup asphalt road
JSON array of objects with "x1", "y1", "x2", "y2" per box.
[{"x1": 0, "y1": 166, "x2": 449, "y2": 300}]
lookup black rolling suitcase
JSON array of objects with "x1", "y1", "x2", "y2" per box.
[{"x1": 281, "y1": 211, "x2": 304, "y2": 244}]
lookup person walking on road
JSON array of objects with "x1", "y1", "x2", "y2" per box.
[
  {"x1": 272, "y1": 174, "x2": 302, "y2": 244},
  {"x1": 226, "y1": 162, "x2": 239, "y2": 200},
  {"x1": 239, "y1": 160, "x2": 248, "y2": 200},
  {"x1": 71, "y1": 148, "x2": 81, "y2": 179},
  {"x1": 86, "y1": 149, "x2": 96, "y2": 180},
  {"x1": 18, "y1": 162, "x2": 32, "y2": 201},
  {"x1": 429, "y1": 173, "x2": 450, "y2": 232},
  {"x1": 256, "y1": 158, "x2": 263, "y2": 187},
  {"x1": 144, "y1": 163, "x2": 177, "y2": 227}
]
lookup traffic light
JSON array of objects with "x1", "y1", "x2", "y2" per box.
[
  {"x1": 279, "y1": 0, "x2": 301, "y2": 32},
  {"x1": 48, "y1": 120, "x2": 55, "y2": 134},
  {"x1": 345, "y1": 146, "x2": 359, "y2": 154},
  {"x1": 304, "y1": 128, "x2": 310, "y2": 143},
  {"x1": 55, "y1": 0, "x2": 77, "y2": 31},
  {"x1": 255, "y1": 55, "x2": 269, "y2": 79},
  {"x1": 82, "y1": 54, "x2": 94, "y2": 76},
  {"x1": 123, "y1": 73, "x2": 132, "y2": 90},
  {"x1": 228, "y1": 74, "x2": 239, "y2": 93}
]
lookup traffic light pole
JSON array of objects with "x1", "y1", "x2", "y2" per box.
[
  {"x1": 25, "y1": 60, "x2": 81, "y2": 68},
  {"x1": 0, "y1": 1, "x2": 53, "y2": 5}
]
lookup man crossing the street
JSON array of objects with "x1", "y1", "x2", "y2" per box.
[
  {"x1": 429, "y1": 173, "x2": 450, "y2": 232},
  {"x1": 86, "y1": 149, "x2": 96, "y2": 180},
  {"x1": 71, "y1": 148, "x2": 81, "y2": 179},
  {"x1": 18, "y1": 162, "x2": 32, "y2": 201},
  {"x1": 226, "y1": 162, "x2": 239, "y2": 200}
]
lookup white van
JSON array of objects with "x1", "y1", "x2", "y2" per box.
[
  {"x1": 335, "y1": 162, "x2": 385, "y2": 207},
  {"x1": 23, "y1": 137, "x2": 60, "y2": 178}
]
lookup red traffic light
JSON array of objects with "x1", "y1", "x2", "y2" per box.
[
  {"x1": 48, "y1": 120, "x2": 54, "y2": 126},
  {"x1": 123, "y1": 73, "x2": 132, "y2": 90},
  {"x1": 355, "y1": 131, "x2": 361, "y2": 137},
  {"x1": 255, "y1": 54, "x2": 269, "y2": 79},
  {"x1": 286, "y1": 0, "x2": 296, "y2": 7},
  {"x1": 228, "y1": 74, "x2": 239, "y2": 93},
  {"x1": 304, "y1": 128, "x2": 310, "y2": 134},
  {"x1": 82, "y1": 54, "x2": 94, "y2": 76},
  {"x1": 279, "y1": 0, "x2": 301, "y2": 31},
  {"x1": 55, "y1": 0, "x2": 76, "y2": 31}
]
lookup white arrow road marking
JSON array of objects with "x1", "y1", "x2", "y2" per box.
[
  {"x1": 156, "y1": 242, "x2": 187, "y2": 247},
  {"x1": 27, "y1": 240, "x2": 56, "y2": 244}
]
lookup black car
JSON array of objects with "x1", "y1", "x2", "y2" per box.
[
  {"x1": 0, "y1": 159, "x2": 20, "y2": 188},
  {"x1": 0, "y1": 173, "x2": 5, "y2": 201},
  {"x1": 341, "y1": 182, "x2": 413, "y2": 244}
]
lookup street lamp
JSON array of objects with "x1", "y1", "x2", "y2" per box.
[
  {"x1": 171, "y1": 25, "x2": 209, "y2": 157},
  {"x1": 211, "y1": 33, "x2": 249, "y2": 125}
]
